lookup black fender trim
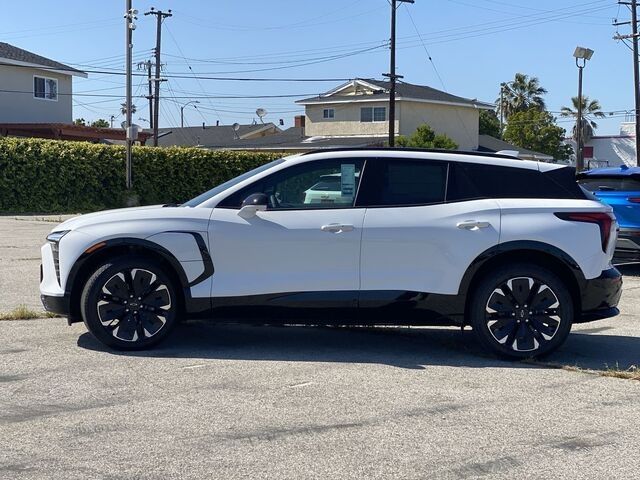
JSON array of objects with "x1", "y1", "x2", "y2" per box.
[{"x1": 165, "y1": 231, "x2": 214, "y2": 287}]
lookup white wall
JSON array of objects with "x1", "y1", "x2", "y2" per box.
[
  {"x1": 398, "y1": 101, "x2": 479, "y2": 150},
  {"x1": 0, "y1": 65, "x2": 72, "y2": 123},
  {"x1": 305, "y1": 102, "x2": 397, "y2": 137}
]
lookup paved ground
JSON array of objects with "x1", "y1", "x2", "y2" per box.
[{"x1": 1, "y1": 215, "x2": 639, "y2": 479}]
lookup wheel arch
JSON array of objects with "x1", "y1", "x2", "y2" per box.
[
  {"x1": 459, "y1": 241, "x2": 586, "y2": 323},
  {"x1": 66, "y1": 238, "x2": 190, "y2": 323}
]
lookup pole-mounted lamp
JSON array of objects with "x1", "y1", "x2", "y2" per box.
[{"x1": 573, "y1": 46, "x2": 594, "y2": 172}]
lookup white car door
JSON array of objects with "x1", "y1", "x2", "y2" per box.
[
  {"x1": 359, "y1": 158, "x2": 501, "y2": 296},
  {"x1": 208, "y1": 158, "x2": 366, "y2": 299}
]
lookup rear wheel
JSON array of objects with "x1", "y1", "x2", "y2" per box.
[
  {"x1": 469, "y1": 264, "x2": 574, "y2": 359},
  {"x1": 80, "y1": 256, "x2": 179, "y2": 350}
]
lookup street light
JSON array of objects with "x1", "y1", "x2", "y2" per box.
[
  {"x1": 573, "y1": 46, "x2": 594, "y2": 172},
  {"x1": 180, "y1": 100, "x2": 200, "y2": 128}
]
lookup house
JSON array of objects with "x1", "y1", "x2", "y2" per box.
[
  {"x1": 477, "y1": 134, "x2": 553, "y2": 162},
  {"x1": 0, "y1": 42, "x2": 86, "y2": 124},
  {"x1": 564, "y1": 122, "x2": 637, "y2": 168},
  {"x1": 295, "y1": 78, "x2": 494, "y2": 150},
  {"x1": 157, "y1": 123, "x2": 281, "y2": 147}
]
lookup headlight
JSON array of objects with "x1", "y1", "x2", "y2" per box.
[
  {"x1": 46, "y1": 230, "x2": 70, "y2": 243},
  {"x1": 46, "y1": 230, "x2": 69, "y2": 284}
]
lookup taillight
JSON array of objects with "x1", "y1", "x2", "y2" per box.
[
  {"x1": 554, "y1": 212, "x2": 614, "y2": 253},
  {"x1": 628, "y1": 197, "x2": 640, "y2": 204}
]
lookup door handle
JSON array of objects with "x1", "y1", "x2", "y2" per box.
[
  {"x1": 457, "y1": 220, "x2": 491, "y2": 230},
  {"x1": 321, "y1": 223, "x2": 354, "y2": 233}
]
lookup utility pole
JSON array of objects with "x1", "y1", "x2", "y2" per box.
[
  {"x1": 499, "y1": 83, "x2": 506, "y2": 133},
  {"x1": 614, "y1": 1, "x2": 640, "y2": 166},
  {"x1": 137, "y1": 60, "x2": 155, "y2": 131},
  {"x1": 384, "y1": 0, "x2": 414, "y2": 147},
  {"x1": 124, "y1": 1, "x2": 137, "y2": 190},
  {"x1": 145, "y1": 7, "x2": 172, "y2": 146}
]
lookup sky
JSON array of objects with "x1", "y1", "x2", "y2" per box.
[{"x1": 0, "y1": 0, "x2": 633, "y2": 135}]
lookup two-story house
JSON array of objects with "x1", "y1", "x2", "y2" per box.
[
  {"x1": 0, "y1": 42, "x2": 86, "y2": 124},
  {"x1": 296, "y1": 78, "x2": 494, "y2": 151}
]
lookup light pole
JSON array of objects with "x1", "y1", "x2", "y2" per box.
[
  {"x1": 573, "y1": 46, "x2": 594, "y2": 172},
  {"x1": 180, "y1": 100, "x2": 200, "y2": 128}
]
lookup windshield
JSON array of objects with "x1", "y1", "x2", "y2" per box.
[{"x1": 182, "y1": 158, "x2": 286, "y2": 207}]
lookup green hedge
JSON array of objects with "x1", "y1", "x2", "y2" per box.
[{"x1": 0, "y1": 137, "x2": 280, "y2": 213}]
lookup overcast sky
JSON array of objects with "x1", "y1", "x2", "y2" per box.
[{"x1": 0, "y1": 0, "x2": 631, "y2": 134}]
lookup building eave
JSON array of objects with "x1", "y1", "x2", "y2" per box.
[
  {"x1": 297, "y1": 95, "x2": 494, "y2": 110},
  {"x1": 0, "y1": 58, "x2": 87, "y2": 78}
]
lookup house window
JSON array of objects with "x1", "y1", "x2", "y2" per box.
[
  {"x1": 361, "y1": 106, "x2": 386, "y2": 122},
  {"x1": 323, "y1": 108, "x2": 335, "y2": 119},
  {"x1": 34, "y1": 76, "x2": 58, "y2": 101}
]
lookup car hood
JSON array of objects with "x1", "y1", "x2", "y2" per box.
[{"x1": 50, "y1": 205, "x2": 211, "y2": 236}]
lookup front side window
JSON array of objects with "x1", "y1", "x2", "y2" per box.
[
  {"x1": 34, "y1": 76, "x2": 58, "y2": 100},
  {"x1": 323, "y1": 108, "x2": 335, "y2": 119},
  {"x1": 361, "y1": 107, "x2": 386, "y2": 122},
  {"x1": 219, "y1": 159, "x2": 364, "y2": 210},
  {"x1": 357, "y1": 159, "x2": 447, "y2": 207}
]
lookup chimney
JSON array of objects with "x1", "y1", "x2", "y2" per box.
[{"x1": 294, "y1": 115, "x2": 306, "y2": 136}]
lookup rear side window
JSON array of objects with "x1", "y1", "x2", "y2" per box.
[
  {"x1": 447, "y1": 163, "x2": 584, "y2": 201},
  {"x1": 578, "y1": 176, "x2": 640, "y2": 192},
  {"x1": 357, "y1": 159, "x2": 447, "y2": 207}
]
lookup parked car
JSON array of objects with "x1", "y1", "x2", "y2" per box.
[
  {"x1": 578, "y1": 165, "x2": 640, "y2": 263},
  {"x1": 40, "y1": 148, "x2": 622, "y2": 359}
]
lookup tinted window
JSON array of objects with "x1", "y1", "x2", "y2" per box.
[
  {"x1": 357, "y1": 160, "x2": 447, "y2": 207},
  {"x1": 447, "y1": 163, "x2": 582, "y2": 201},
  {"x1": 578, "y1": 176, "x2": 640, "y2": 192},
  {"x1": 218, "y1": 159, "x2": 364, "y2": 210}
]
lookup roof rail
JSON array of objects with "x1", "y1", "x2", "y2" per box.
[{"x1": 300, "y1": 146, "x2": 521, "y2": 160}]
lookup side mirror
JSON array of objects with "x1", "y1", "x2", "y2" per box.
[{"x1": 238, "y1": 193, "x2": 268, "y2": 219}]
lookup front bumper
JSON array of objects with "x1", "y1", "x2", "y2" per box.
[
  {"x1": 41, "y1": 293, "x2": 70, "y2": 317},
  {"x1": 577, "y1": 267, "x2": 623, "y2": 323},
  {"x1": 614, "y1": 229, "x2": 640, "y2": 263}
]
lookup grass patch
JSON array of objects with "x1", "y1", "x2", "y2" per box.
[
  {"x1": 0, "y1": 305, "x2": 58, "y2": 320},
  {"x1": 525, "y1": 360, "x2": 640, "y2": 382}
]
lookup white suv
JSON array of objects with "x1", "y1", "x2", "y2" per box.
[{"x1": 40, "y1": 149, "x2": 622, "y2": 358}]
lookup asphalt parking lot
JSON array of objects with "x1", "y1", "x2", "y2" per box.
[{"x1": 1, "y1": 216, "x2": 639, "y2": 479}]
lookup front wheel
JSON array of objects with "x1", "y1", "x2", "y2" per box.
[
  {"x1": 80, "y1": 256, "x2": 179, "y2": 350},
  {"x1": 469, "y1": 264, "x2": 574, "y2": 359}
]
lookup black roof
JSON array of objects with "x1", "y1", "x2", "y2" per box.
[
  {"x1": 0, "y1": 42, "x2": 85, "y2": 75},
  {"x1": 298, "y1": 79, "x2": 492, "y2": 108},
  {"x1": 477, "y1": 134, "x2": 553, "y2": 159}
]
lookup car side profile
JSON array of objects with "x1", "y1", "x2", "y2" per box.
[
  {"x1": 578, "y1": 165, "x2": 640, "y2": 263},
  {"x1": 40, "y1": 148, "x2": 622, "y2": 358}
]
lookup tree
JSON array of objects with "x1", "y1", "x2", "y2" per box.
[
  {"x1": 120, "y1": 103, "x2": 137, "y2": 116},
  {"x1": 560, "y1": 96, "x2": 605, "y2": 144},
  {"x1": 503, "y1": 108, "x2": 573, "y2": 160},
  {"x1": 479, "y1": 110, "x2": 501, "y2": 138},
  {"x1": 90, "y1": 119, "x2": 110, "y2": 128},
  {"x1": 497, "y1": 73, "x2": 547, "y2": 121},
  {"x1": 73, "y1": 118, "x2": 86, "y2": 126},
  {"x1": 396, "y1": 124, "x2": 458, "y2": 150}
]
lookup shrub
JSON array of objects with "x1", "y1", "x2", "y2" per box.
[{"x1": 0, "y1": 137, "x2": 280, "y2": 213}]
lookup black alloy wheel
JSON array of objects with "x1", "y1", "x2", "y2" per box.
[
  {"x1": 81, "y1": 256, "x2": 178, "y2": 350},
  {"x1": 470, "y1": 264, "x2": 573, "y2": 359}
]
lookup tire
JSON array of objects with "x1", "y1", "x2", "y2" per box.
[
  {"x1": 469, "y1": 263, "x2": 574, "y2": 359},
  {"x1": 80, "y1": 256, "x2": 179, "y2": 350}
]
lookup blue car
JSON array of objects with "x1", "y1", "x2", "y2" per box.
[{"x1": 578, "y1": 165, "x2": 640, "y2": 263}]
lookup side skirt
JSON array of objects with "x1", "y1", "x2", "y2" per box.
[{"x1": 184, "y1": 290, "x2": 466, "y2": 326}]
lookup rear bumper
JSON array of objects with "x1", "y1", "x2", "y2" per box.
[
  {"x1": 577, "y1": 267, "x2": 623, "y2": 323},
  {"x1": 614, "y1": 228, "x2": 640, "y2": 263}
]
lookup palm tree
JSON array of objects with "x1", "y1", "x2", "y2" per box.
[
  {"x1": 497, "y1": 73, "x2": 548, "y2": 121},
  {"x1": 560, "y1": 96, "x2": 605, "y2": 144}
]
